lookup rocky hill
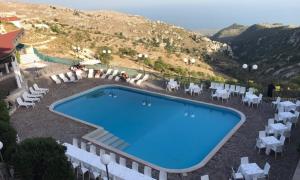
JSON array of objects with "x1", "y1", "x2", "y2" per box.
[
  {"x1": 0, "y1": 0, "x2": 233, "y2": 81},
  {"x1": 213, "y1": 23, "x2": 300, "y2": 91},
  {"x1": 212, "y1": 23, "x2": 247, "y2": 42}
]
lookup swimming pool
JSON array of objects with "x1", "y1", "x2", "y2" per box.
[{"x1": 50, "y1": 85, "x2": 245, "y2": 172}]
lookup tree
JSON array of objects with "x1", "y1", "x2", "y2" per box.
[
  {"x1": 10, "y1": 138, "x2": 74, "y2": 180},
  {"x1": 0, "y1": 100, "x2": 9, "y2": 123},
  {"x1": 0, "y1": 121, "x2": 16, "y2": 160},
  {"x1": 97, "y1": 46, "x2": 113, "y2": 65}
]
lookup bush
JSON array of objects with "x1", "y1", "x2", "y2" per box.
[
  {"x1": 10, "y1": 137, "x2": 74, "y2": 180},
  {"x1": 0, "y1": 121, "x2": 17, "y2": 160},
  {"x1": 0, "y1": 100, "x2": 10, "y2": 123}
]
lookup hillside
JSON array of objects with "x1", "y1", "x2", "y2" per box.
[
  {"x1": 212, "y1": 23, "x2": 248, "y2": 42},
  {"x1": 213, "y1": 23, "x2": 300, "y2": 92},
  {"x1": 0, "y1": 0, "x2": 234, "y2": 81}
]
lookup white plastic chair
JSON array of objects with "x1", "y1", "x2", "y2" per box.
[
  {"x1": 89, "y1": 145, "x2": 96, "y2": 154},
  {"x1": 255, "y1": 138, "x2": 266, "y2": 153},
  {"x1": 231, "y1": 167, "x2": 243, "y2": 179},
  {"x1": 78, "y1": 163, "x2": 89, "y2": 180},
  {"x1": 239, "y1": 87, "x2": 246, "y2": 96},
  {"x1": 159, "y1": 171, "x2": 167, "y2": 180},
  {"x1": 119, "y1": 157, "x2": 126, "y2": 166},
  {"x1": 268, "y1": 118, "x2": 274, "y2": 125},
  {"x1": 240, "y1": 157, "x2": 249, "y2": 165},
  {"x1": 72, "y1": 138, "x2": 78, "y2": 147},
  {"x1": 80, "y1": 142, "x2": 86, "y2": 151},
  {"x1": 132, "y1": 162, "x2": 139, "y2": 172},
  {"x1": 272, "y1": 97, "x2": 281, "y2": 108},
  {"x1": 110, "y1": 152, "x2": 116, "y2": 162},
  {"x1": 201, "y1": 175, "x2": 209, "y2": 180},
  {"x1": 144, "y1": 166, "x2": 152, "y2": 177},
  {"x1": 259, "y1": 131, "x2": 266, "y2": 138},
  {"x1": 100, "y1": 149, "x2": 105, "y2": 156}
]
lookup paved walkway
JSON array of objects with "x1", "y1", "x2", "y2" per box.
[{"x1": 11, "y1": 77, "x2": 300, "y2": 180}]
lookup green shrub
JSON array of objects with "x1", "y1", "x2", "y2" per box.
[
  {"x1": 0, "y1": 121, "x2": 17, "y2": 160},
  {"x1": 10, "y1": 137, "x2": 74, "y2": 180},
  {"x1": 0, "y1": 100, "x2": 10, "y2": 123}
]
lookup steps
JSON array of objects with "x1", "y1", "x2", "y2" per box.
[
  {"x1": 20, "y1": 54, "x2": 40, "y2": 64},
  {"x1": 83, "y1": 128, "x2": 129, "y2": 150}
]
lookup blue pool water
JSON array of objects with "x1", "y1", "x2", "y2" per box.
[{"x1": 52, "y1": 86, "x2": 242, "y2": 170}]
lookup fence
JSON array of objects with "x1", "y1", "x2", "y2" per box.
[
  {"x1": 32, "y1": 48, "x2": 300, "y2": 99},
  {"x1": 33, "y1": 48, "x2": 80, "y2": 66}
]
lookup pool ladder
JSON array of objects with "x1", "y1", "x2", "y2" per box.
[{"x1": 83, "y1": 128, "x2": 129, "y2": 150}]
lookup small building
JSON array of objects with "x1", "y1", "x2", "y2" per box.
[
  {"x1": 0, "y1": 29, "x2": 25, "y2": 98},
  {"x1": 0, "y1": 16, "x2": 22, "y2": 28}
]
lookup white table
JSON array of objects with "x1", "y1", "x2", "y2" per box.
[
  {"x1": 239, "y1": 163, "x2": 264, "y2": 180},
  {"x1": 260, "y1": 136, "x2": 280, "y2": 155},
  {"x1": 269, "y1": 123, "x2": 288, "y2": 136},
  {"x1": 260, "y1": 136, "x2": 280, "y2": 146},
  {"x1": 63, "y1": 143, "x2": 155, "y2": 180},
  {"x1": 167, "y1": 81, "x2": 179, "y2": 90},
  {"x1": 279, "y1": 101, "x2": 296, "y2": 112},
  {"x1": 216, "y1": 89, "x2": 228, "y2": 97},
  {"x1": 190, "y1": 85, "x2": 200, "y2": 94},
  {"x1": 279, "y1": 112, "x2": 296, "y2": 121}
]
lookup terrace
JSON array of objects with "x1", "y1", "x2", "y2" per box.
[{"x1": 10, "y1": 61, "x2": 300, "y2": 180}]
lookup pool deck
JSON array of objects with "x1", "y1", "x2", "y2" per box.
[{"x1": 11, "y1": 76, "x2": 300, "y2": 180}]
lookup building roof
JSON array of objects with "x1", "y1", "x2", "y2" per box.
[
  {"x1": 0, "y1": 29, "x2": 24, "y2": 61},
  {"x1": 0, "y1": 16, "x2": 20, "y2": 22}
]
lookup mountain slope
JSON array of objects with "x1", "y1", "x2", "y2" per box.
[
  {"x1": 212, "y1": 23, "x2": 248, "y2": 42},
  {"x1": 1, "y1": 0, "x2": 234, "y2": 80},
  {"x1": 213, "y1": 23, "x2": 300, "y2": 92}
]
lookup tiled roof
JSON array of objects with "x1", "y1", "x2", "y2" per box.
[
  {"x1": 0, "y1": 29, "x2": 24, "y2": 60},
  {"x1": 0, "y1": 16, "x2": 21, "y2": 22}
]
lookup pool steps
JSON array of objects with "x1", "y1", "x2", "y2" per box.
[{"x1": 83, "y1": 128, "x2": 129, "y2": 150}]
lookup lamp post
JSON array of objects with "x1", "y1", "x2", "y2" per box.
[
  {"x1": 0, "y1": 141, "x2": 3, "y2": 162},
  {"x1": 138, "y1": 53, "x2": 148, "y2": 75},
  {"x1": 183, "y1": 58, "x2": 196, "y2": 83},
  {"x1": 101, "y1": 49, "x2": 112, "y2": 67},
  {"x1": 101, "y1": 154, "x2": 111, "y2": 180},
  {"x1": 242, "y1": 64, "x2": 258, "y2": 87}
]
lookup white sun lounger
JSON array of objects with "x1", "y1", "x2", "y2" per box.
[
  {"x1": 136, "y1": 74, "x2": 149, "y2": 86},
  {"x1": 31, "y1": 85, "x2": 46, "y2": 95},
  {"x1": 22, "y1": 93, "x2": 40, "y2": 102},
  {"x1": 101, "y1": 69, "x2": 112, "y2": 79},
  {"x1": 33, "y1": 83, "x2": 49, "y2": 93},
  {"x1": 29, "y1": 87, "x2": 43, "y2": 97},
  {"x1": 94, "y1": 69, "x2": 103, "y2": 78},
  {"x1": 75, "y1": 70, "x2": 83, "y2": 80},
  {"x1": 66, "y1": 72, "x2": 77, "y2": 82},
  {"x1": 88, "y1": 69, "x2": 94, "y2": 78},
  {"x1": 108, "y1": 70, "x2": 119, "y2": 80},
  {"x1": 59, "y1": 73, "x2": 71, "y2": 83},
  {"x1": 23, "y1": 92, "x2": 40, "y2": 99},
  {"x1": 17, "y1": 97, "x2": 35, "y2": 108},
  {"x1": 50, "y1": 75, "x2": 61, "y2": 84},
  {"x1": 129, "y1": 73, "x2": 142, "y2": 84}
]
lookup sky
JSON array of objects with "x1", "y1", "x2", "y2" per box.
[{"x1": 20, "y1": 0, "x2": 300, "y2": 30}]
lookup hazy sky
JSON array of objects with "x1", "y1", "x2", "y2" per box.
[{"x1": 20, "y1": 0, "x2": 300, "y2": 29}]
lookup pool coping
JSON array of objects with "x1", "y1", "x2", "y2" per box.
[{"x1": 49, "y1": 84, "x2": 246, "y2": 173}]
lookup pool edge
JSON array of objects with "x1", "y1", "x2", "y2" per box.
[{"x1": 49, "y1": 84, "x2": 246, "y2": 173}]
